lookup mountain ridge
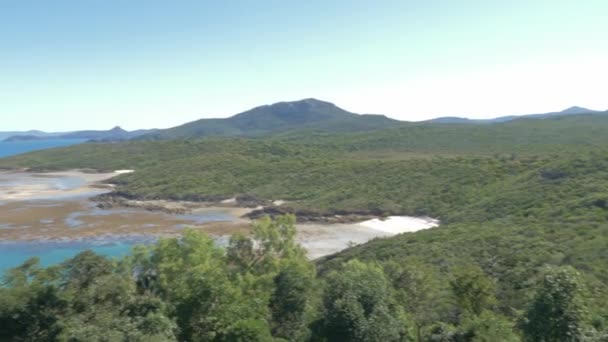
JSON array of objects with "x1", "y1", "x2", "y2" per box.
[
  {"x1": 2, "y1": 126, "x2": 157, "y2": 142},
  {"x1": 135, "y1": 98, "x2": 400, "y2": 140},
  {"x1": 427, "y1": 106, "x2": 603, "y2": 124},
  {"x1": 3, "y1": 102, "x2": 606, "y2": 142}
]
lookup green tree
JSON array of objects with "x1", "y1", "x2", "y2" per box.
[
  {"x1": 384, "y1": 259, "x2": 444, "y2": 342},
  {"x1": 56, "y1": 252, "x2": 177, "y2": 341},
  {"x1": 450, "y1": 265, "x2": 496, "y2": 317},
  {"x1": 524, "y1": 266, "x2": 594, "y2": 342},
  {"x1": 320, "y1": 260, "x2": 407, "y2": 342},
  {"x1": 227, "y1": 233, "x2": 256, "y2": 271},
  {"x1": 0, "y1": 258, "x2": 63, "y2": 341},
  {"x1": 269, "y1": 259, "x2": 315, "y2": 340},
  {"x1": 224, "y1": 319, "x2": 274, "y2": 342},
  {"x1": 459, "y1": 310, "x2": 520, "y2": 342}
]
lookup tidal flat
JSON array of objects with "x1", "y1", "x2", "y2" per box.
[{"x1": 0, "y1": 170, "x2": 438, "y2": 271}]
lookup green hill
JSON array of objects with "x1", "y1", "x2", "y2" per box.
[
  {"x1": 2, "y1": 109, "x2": 608, "y2": 340},
  {"x1": 2, "y1": 113, "x2": 608, "y2": 222},
  {"x1": 135, "y1": 98, "x2": 401, "y2": 140}
]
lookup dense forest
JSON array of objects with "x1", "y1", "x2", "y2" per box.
[
  {"x1": 2, "y1": 216, "x2": 605, "y2": 341},
  {"x1": 1, "y1": 114, "x2": 608, "y2": 340}
]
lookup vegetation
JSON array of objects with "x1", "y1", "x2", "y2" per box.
[
  {"x1": 2, "y1": 113, "x2": 608, "y2": 340},
  {"x1": 134, "y1": 98, "x2": 400, "y2": 140},
  {"x1": 1, "y1": 217, "x2": 606, "y2": 341}
]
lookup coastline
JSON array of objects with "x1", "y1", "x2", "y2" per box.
[{"x1": 0, "y1": 170, "x2": 439, "y2": 260}]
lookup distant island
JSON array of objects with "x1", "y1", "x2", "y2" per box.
[{"x1": 2, "y1": 126, "x2": 157, "y2": 142}]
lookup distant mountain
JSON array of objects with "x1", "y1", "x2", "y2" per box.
[
  {"x1": 135, "y1": 98, "x2": 400, "y2": 140},
  {"x1": 60, "y1": 126, "x2": 156, "y2": 141},
  {"x1": 0, "y1": 130, "x2": 62, "y2": 141},
  {"x1": 3, "y1": 127, "x2": 156, "y2": 142},
  {"x1": 4, "y1": 103, "x2": 604, "y2": 143},
  {"x1": 559, "y1": 106, "x2": 598, "y2": 115},
  {"x1": 427, "y1": 106, "x2": 603, "y2": 124}
]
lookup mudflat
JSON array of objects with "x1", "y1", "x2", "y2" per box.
[{"x1": 0, "y1": 199, "x2": 248, "y2": 241}]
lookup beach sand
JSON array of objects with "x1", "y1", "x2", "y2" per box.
[{"x1": 0, "y1": 170, "x2": 118, "y2": 202}]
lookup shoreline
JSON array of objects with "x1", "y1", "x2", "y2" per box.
[
  {"x1": 1, "y1": 168, "x2": 431, "y2": 225},
  {"x1": 0, "y1": 169, "x2": 119, "y2": 202},
  {"x1": 0, "y1": 169, "x2": 440, "y2": 259},
  {"x1": 94, "y1": 192, "x2": 390, "y2": 224}
]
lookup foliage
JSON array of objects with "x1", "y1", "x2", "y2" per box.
[
  {"x1": 450, "y1": 265, "x2": 497, "y2": 317},
  {"x1": 319, "y1": 260, "x2": 407, "y2": 341},
  {"x1": 524, "y1": 266, "x2": 596, "y2": 342},
  {"x1": 1, "y1": 216, "x2": 608, "y2": 341}
]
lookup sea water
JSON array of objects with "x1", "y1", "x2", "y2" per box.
[
  {"x1": 0, "y1": 139, "x2": 86, "y2": 158},
  {"x1": 0, "y1": 238, "x2": 147, "y2": 273}
]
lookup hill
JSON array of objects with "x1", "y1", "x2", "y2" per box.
[
  {"x1": 427, "y1": 106, "x2": 604, "y2": 124},
  {"x1": 3, "y1": 113, "x2": 608, "y2": 214},
  {"x1": 3, "y1": 126, "x2": 157, "y2": 142},
  {"x1": 135, "y1": 98, "x2": 401, "y2": 140},
  {"x1": 0, "y1": 130, "x2": 61, "y2": 140}
]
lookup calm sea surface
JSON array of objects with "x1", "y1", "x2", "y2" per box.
[{"x1": 0, "y1": 139, "x2": 86, "y2": 158}]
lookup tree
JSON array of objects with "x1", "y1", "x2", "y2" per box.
[
  {"x1": 269, "y1": 259, "x2": 315, "y2": 340},
  {"x1": 227, "y1": 233, "x2": 256, "y2": 271},
  {"x1": 459, "y1": 310, "x2": 520, "y2": 342},
  {"x1": 60, "y1": 250, "x2": 113, "y2": 290},
  {"x1": 384, "y1": 259, "x2": 444, "y2": 342},
  {"x1": 524, "y1": 266, "x2": 594, "y2": 342},
  {"x1": 320, "y1": 260, "x2": 408, "y2": 342},
  {"x1": 450, "y1": 265, "x2": 496, "y2": 317},
  {"x1": 224, "y1": 319, "x2": 274, "y2": 342},
  {"x1": 0, "y1": 258, "x2": 64, "y2": 341}
]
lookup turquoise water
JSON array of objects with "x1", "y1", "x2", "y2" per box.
[
  {"x1": 0, "y1": 139, "x2": 85, "y2": 158},
  {"x1": 0, "y1": 237, "x2": 155, "y2": 273}
]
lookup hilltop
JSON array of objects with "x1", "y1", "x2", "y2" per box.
[{"x1": 135, "y1": 98, "x2": 400, "y2": 140}]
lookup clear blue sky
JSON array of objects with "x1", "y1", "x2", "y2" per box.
[{"x1": 2, "y1": 0, "x2": 607, "y2": 131}]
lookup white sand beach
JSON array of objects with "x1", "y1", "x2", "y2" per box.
[
  {"x1": 296, "y1": 216, "x2": 440, "y2": 259},
  {"x1": 358, "y1": 216, "x2": 439, "y2": 234}
]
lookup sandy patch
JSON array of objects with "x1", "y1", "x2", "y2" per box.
[
  {"x1": 296, "y1": 216, "x2": 439, "y2": 259},
  {"x1": 0, "y1": 170, "x2": 118, "y2": 202},
  {"x1": 358, "y1": 216, "x2": 439, "y2": 234},
  {"x1": 295, "y1": 223, "x2": 389, "y2": 259}
]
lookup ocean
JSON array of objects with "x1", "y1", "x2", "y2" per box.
[{"x1": 0, "y1": 139, "x2": 86, "y2": 158}]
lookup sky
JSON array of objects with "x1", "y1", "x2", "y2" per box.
[{"x1": 1, "y1": 0, "x2": 607, "y2": 131}]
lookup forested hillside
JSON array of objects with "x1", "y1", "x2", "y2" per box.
[
  {"x1": 1, "y1": 114, "x2": 608, "y2": 340},
  {"x1": 135, "y1": 98, "x2": 400, "y2": 140}
]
